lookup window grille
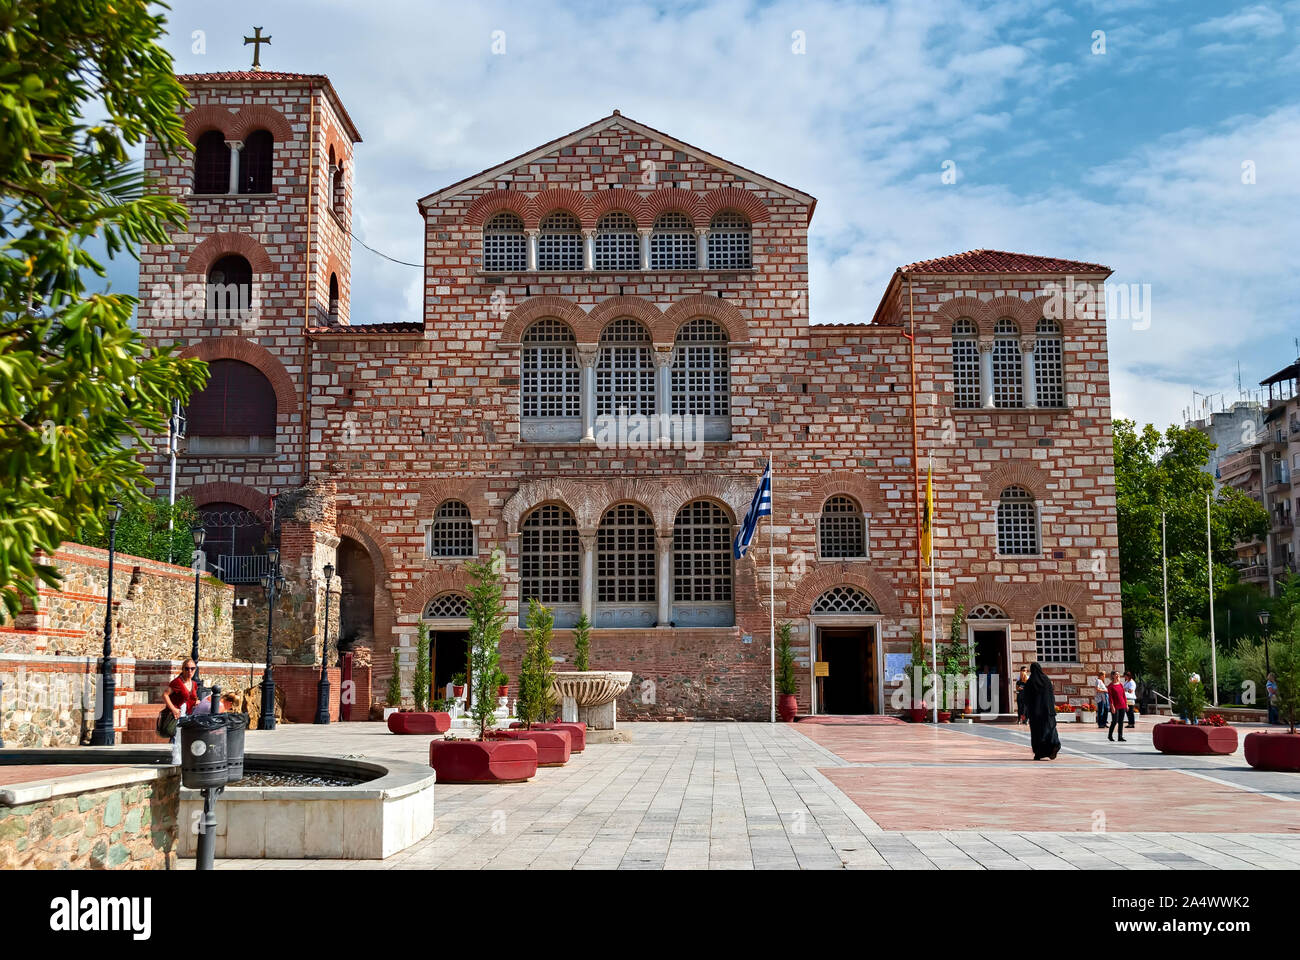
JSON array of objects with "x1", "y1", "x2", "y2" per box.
[
  {"x1": 707, "y1": 211, "x2": 751, "y2": 269},
  {"x1": 596, "y1": 504, "x2": 656, "y2": 603},
  {"x1": 1035, "y1": 318, "x2": 1065, "y2": 407},
  {"x1": 992, "y1": 318, "x2": 1023, "y2": 408},
  {"x1": 967, "y1": 603, "x2": 1007, "y2": 620},
  {"x1": 520, "y1": 504, "x2": 579, "y2": 605},
  {"x1": 595, "y1": 212, "x2": 639, "y2": 270},
  {"x1": 811, "y1": 586, "x2": 878, "y2": 614},
  {"x1": 521, "y1": 319, "x2": 580, "y2": 418},
  {"x1": 673, "y1": 501, "x2": 732, "y2": 602},
  {"x1": 952, "y1": 318, "x2": 980, "y2": 409},
  {"x1": 537, "y1": 211, "x2": 583, "y2": 271},
  {"x1": 424, "y1": 593, "x2": 469, "y2": 619},
  {"x1": 193, "y1": 130, "x2": 229, "y2": 193},
  {"x1": 1035, "y1": 604, "x2": 1077, "y2": 662},
  {"x1": 429, "y1": 500, "x2": 474, "y2": 557},
  {"x1": 483, "y1": 212, "x2": 526, "y2": 272},
  {"x1": 819, "y1": 496, "x2": 866, "y2": 558},
  {"x1": 596, "y1": 318, "x2": 655, "y2": 417},
  {"x1": 996, "y1": 485, "x2": 1039, "y2": 555},
  {"x1": 650, "y1": 212, "x2": 697, "y2": 270},
  {"x1": 671, "y1": 318, "x2": 729, "y2": 416}
]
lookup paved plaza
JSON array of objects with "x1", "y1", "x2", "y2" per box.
[{"x1": 177, "y1": 717, "x2": 1300, "y2": 870}]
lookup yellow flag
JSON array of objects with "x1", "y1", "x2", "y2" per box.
[{"x1": 921, "y1": 464, "x2": 934, "y2": 565}]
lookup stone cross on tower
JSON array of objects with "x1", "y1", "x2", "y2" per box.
[{"x1": 243, "y1": 26, "x2": 272, "y2": 70}]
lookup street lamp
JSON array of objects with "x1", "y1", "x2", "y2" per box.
[
  {"x1": 1259, "y1": 609, "x2": 1271, "y2": 675},
  {"x1": 259, "y1": 545, "x2": 283, "y2": 730},
  {"x1": 314, "y1": 563, "x2": 335, "y2": 725},
  {"x1": 91, "y1": 501, "x2": 123, "y2": 745},
  {"x1": 190, "y1": 525, "x2": 206, "y2": 699}
]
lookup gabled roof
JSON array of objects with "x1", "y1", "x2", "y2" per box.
[
  {"x1": 177, "y1": 71, "x2": 361, "y2": 143},
  {"x1": 901, "y1": 249, "x2": 1111, "y2": 275},
  {"x1": 416, "y1": 111, "x2": 816, "y2": 213}
]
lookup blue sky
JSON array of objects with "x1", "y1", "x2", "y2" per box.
[{"x1": 102, "y1": 0, "x2": 1300, "y2": 429}]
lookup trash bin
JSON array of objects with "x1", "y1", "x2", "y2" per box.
[
  {"x1": 178, "y1": 713, "x2": 228, "y2": 789},
  {"x1": 222, "y1": 712, "x2": 249, "y2": 783}
]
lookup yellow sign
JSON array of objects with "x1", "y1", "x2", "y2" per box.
[{"x1": 814, "y1": 661, "x2": 829, "y2": 677}]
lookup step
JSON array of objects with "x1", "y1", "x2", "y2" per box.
[{"x1": 121, "y1": 729, "x2": 170, "y2": 745}]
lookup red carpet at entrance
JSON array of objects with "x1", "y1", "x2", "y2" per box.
[{"x1": 795, "y1": 715, "x2": 905, "y2": 726}]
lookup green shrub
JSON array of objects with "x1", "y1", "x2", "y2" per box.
[
  {"x1": 386, "y1": 650, "x2": 402, "y2": 708},
  {"x1": 466, "y1": 556, "x2": 506, "y2": 740},
  {"x1": 412, "y1": 623, "x2": 430, "y2": 712},
  {"x1": 572, "y1": 612, "x2": 591, "y2": 671},
  {"x1": 776, "y1": 621, "x2": 797, "y2": 696},
  {"x1": 517, "y1": 598, "x2": 556, "y2": 728}
]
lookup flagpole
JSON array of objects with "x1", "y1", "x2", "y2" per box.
[
  {"x1": 929, "y1": 457, "x2": 938, "y2": 724},
  {"x1": 769, "y1": 454, "x2": 776, "y2": 724},
  {"x1": 1207, "y1": 493, "x2": 1218, "y2": 706},
  {"x1": 1162, "y1": 511, "x2": 1170, "y2": 702},
  {"x1": 907, "y1": 274, "x2": 925, "y2": 704}
]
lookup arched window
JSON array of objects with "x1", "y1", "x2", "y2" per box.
[
  {"x1": 520, "y1": 319, "x2": 580, "y2": 440},
  {"x1": 596, "y1": 318, "x2": 654, "y2": 417},
  {"x1": 992, "y1": 318, "x2": 1022, "y2": 408},
  {"x1": 483, "y1": 212, "x2": 526, "y2": 272},
  {"x1": 967, "y1": 603, "x2": 1007, "y2": 620},
  {"x1": 328, "y1": 273, "x2": 339, "y2": 323},
  {"x1": 951, "y1": 318, "x2": 980, "y2": 409},
  {"x1": 239, "y1": 129, "x2": 274, "y2": 194},
  {"x1": 707, "y1": 211, "x2": 751, "y2": 269},
  {"x1": 594, "y1": 212, "x2": 638, "y2": 271},
  {"x1": 1035, "y1": 318, "x2": 1064, "y2": 407},
  {"x1": 428, "y1": 500, "x2": 474, "y2": 558},
  {"x1": 197, "y1": 502, "x2": 270, "y2": 580},
  {"x1": 596, "y1": 503, "x2": 656, "y2": 626},
  {"x1": 206, "y1": 255, "x2": 253, "y2": 323},
  {"x1": 996, "y1": 485, "x2": 1039, "y2": 555},
  {"x1": 520, "y1": 504, "x2": 579, "y2": 625},
  {"x1": 328, "y1": 145, "x2": 345, "y2": 213},
  {"x1": 671, "y1": 318, "x2": 730, "y2": 418},
  {"x1": 812, "y1": 586, "x2": 878, "y2": 614},
  {"x1": 1035, "y1": 605, "x2": 1077, "y2": 663},
  {"x1": 537, "y1": 211, "x2": 583, "y2": 271},
  {"x1": 672, "y1": 500, "x2": 733, "y2": 626},
  {"x1": 650, "y1": 212, "x2": 696, "y2": 270},
  {"x1": 423, "y1": 593, "x2": 469, "y2": 619},
  {"x1": 193, "y1": 130, "x2": 230, "y2": 194},
  {"x1": 819, "y1": 495, "x2": 866, "y2": 558},
  {"x1": 185, "y1": 359, "x2": 277, "y2": 454}
]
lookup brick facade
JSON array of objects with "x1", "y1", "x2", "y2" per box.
[{"x1": 135, "y1": 72, "x2": 1124, "y2": 719}]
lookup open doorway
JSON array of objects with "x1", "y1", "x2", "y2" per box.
[
  {"x1": 971, "y1": 626, "x2": 1009, "y2": 714},
  {"x1": 430, "y1": 630, "x2": 468, "y2": 701},
  {"x1": 815, "y1": 626, "x2": 878, "y2": 714}
]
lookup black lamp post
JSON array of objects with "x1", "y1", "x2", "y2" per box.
[
  {"x1": 314, "y1": 563, "x2": 335, "y2": 725},
  {"x1": 1259, "y1": 610, "x2": 1272, "y2": 675},
  {"x1": 190, "y1": 524, "x2": 206, "y2": 699},
  {"x1": 91, "y1": 501, "x2": 123, "y2": 746},
  {"x1": 259, "y1": 546, "x2": 283, "y2": 730}
]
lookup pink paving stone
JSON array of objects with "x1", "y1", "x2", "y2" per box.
[
  {"x1": 793, "y1": 723, "x2": 1098, "y2": 765},
  {"x1": 0, "y1": 764, "x2": 124, "y2": 787}
]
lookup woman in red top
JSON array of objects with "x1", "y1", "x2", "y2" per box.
[
  {"x1": 1107, "y1": 670, "x2": 1128, "y2": 742},
  {"x1": 165, "y1": 659, "x2": 199, "y2": 718}
]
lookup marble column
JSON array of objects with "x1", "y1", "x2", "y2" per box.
[
  {"x1": 1020, "y1": 337, "x2": 1037, "y2": 409},
  {"x1": 978, "y1": 339, "x2": 995, "y2": 409},
  {"x1": 656, "y1": 531, "x2": 674, "y2": 626},
  {"x1": 579, "y1": 529, "x2": 596, "y2": 623},
  {"x1": 526, "y1": 229, "x2": 539, "y2": 272},
  {"x1": 578, "y1": 345, "x2": 598, "y2": 442},
  {"x1": 583, "y1": 229, "x2": 595, "y2": 271},
  {"x1": 654, "y1": 347, "x2": 674, "y2": 423},
  {"x1": 638, "y1": 229, "x2": 652, "y2": 271},
  {"x1": 695, "y1": 227, "x2": 708, "y2": 269},
  {"x1": 224, "y1": 140, "x2": 243, "y2": 195}
]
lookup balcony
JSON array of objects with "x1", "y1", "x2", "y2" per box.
[{"x1": 1238, "y1": 563, "x2": 1270, "y2": 583}]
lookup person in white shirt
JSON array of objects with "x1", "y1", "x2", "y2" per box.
[
  {"x1": 1123, "y1": 672, "x2": 1137, "y2": 728},
  {"x1": 1093, "y1": 671, "x2": 1110, "y2": 728}
]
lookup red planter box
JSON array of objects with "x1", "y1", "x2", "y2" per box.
[
  {"x1": 387, "y1": 711, "x2": 451, "y2": 735},
  {"x1": 1244, "y1": 732, "x2": 1300, "y2": 771},
  {"x1": 777, "y1": 694, "x2": 798, "y2": 723},
  {"x1": 429, "y1": 739, "x2": 538, "y2": 783},
  {"x1": 1152, "y1": 721, "x2": 1238, "y2": 755},
  {"x1": 511, "y1": 721, "x2": 587, "y2": 752},
  {"x1": 907, "y1": 708, "x2": 926, "y2": 723},
  {"x1": 490, "y1": 729, "x2": 572, "y2": 766}
]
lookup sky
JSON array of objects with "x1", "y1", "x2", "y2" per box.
[{"x1": 105, "y1": 0, "x2": 1300, "y2": 430}]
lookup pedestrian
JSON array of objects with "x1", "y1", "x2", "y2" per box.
[
  {"x1": 1015, "y1": 666, "x2": 1030, "y2": 724},
  {"x1": 1266, "y1": 672, "x2": 1280, "y2": 726},
  {"x1": 1022, "y1": 662, "x2": 1061, "y2": 760},
  {"x1": 1093, "y1": 670, "x2": 1110, "y2": 728},
  {"x1": 1123, "y1": 671, "x2": 1138, "y2": 728},
  {"x1": 1107, "y1": 670, "x2": 1128, "y2": 742},
  {"x1": 163, "y1": 658, "x2": 199, "y2": 764}
]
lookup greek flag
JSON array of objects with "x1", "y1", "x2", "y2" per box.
[{"x1": 733, "y1": 459, "x2": 772, "y2": 559}]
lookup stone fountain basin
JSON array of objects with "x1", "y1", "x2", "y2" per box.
[{"x1": 551, "y1": 670, "x2": 633, "y2": 706}]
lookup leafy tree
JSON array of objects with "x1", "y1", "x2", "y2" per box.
[
  {"x1": 775, "y1": 621, "x2": 797, "y2": 696},
  {"x1": 941, "y1": 604, "x2": 971, "y2": 710},
  {"x1": 465, "y1": 556, "x2": 506, "y2": 739},
  {"x1": 76, "y1": 495, "x2": 199, "y2": 566},
  {"x1": 412, "y1": 623, "x2": 430, "y2": 712},
  {"x1": 517, "y1": 598, "x2": 556, "y2": 729},
  {"x1": 1, "y1": 0, "x2": 210, "y2": 621},
  {"x1": 1159, "y1": 622, "x2": 1209, "y2": 722},
  {"x1": 386, "y1": 649, "x2": 402, "y2": 708},
  {"x1": 1272, "y1": 631, "x2": 1300, "y2": 735},
  {"x1": 572, "y1": 611, "x2": 591, "y2": 671}
]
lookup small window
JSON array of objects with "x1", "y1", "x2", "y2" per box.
[
  {"x1": 239, "y1": 129, "x2": 274, "y2": 194},
  {"x1": 329, "y1": 146, "x2": 345, "y2": 213},
  {"x1": 596, "y1": 318, "x2": 655, "y2": 417},
  {"x1": 483, "y1": 212, "x2": 526, "y2": 273},
  {"x1": 328, "y1": 273, "x2": 339, "y2": 323},
  {"x1": 707, "y1": 211, "x2": 751, "y2": 269},
  {"x1": 424, "y1": 593, "x2": 469, "y2": 619},
  {"x1": 996, "y1": 485, "x2": 1039, "y2": 555},
  {"x1": 951, "y1": 319, "x2": 980, "y2": 409},
  {"x1": 650, "y1": 212, "x2": 696, "y2": 270},
  {"x1": 428, "y1": 500, "x2": 474, "y2": 557},
  {"x1": 1035, "y1": 605, "x2": 1077, "y2": 663},
  {"x1": 992, "y1": 319, "x2": 1022, "y2": 408},
  {"x1": 537, "y1": 211, "x2": 583, "y2": 271},
  {"x1": 193, "y1": 130, "x2": 230, "y2": 194},
  {"x1": 206, "y1": 255, "x2": 253, "y2": 323},
  {"x1": 967, "y1": 603, "x2": 1007, "y2": 620},
  {"x1": 595, "y1": 212, "x2": 639, "y2": 270},
  {"x1": 812, "y1": 586, "x2": 878, "y2": 614},
  {"x1": 671, "y1": 318, "x2": 729, "y2": 417},
  {"x1": 819, "y1": 496, "x2": 866, "y2": 558},
  {"x1": 1035, "y1": 319, "x2": 1064, "y2": 407}
]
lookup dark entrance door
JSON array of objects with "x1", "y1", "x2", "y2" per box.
[
  {"x1": 431, "y1": 631, "x2": 468, "y2": 701},
  {"x1": 972, "y1": 629, "x2": 1009, "y2": 714},
  {"x1": 817, "y1": 627, "x2": 876, "y2": 714}
]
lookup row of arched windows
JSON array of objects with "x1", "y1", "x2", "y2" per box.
[
  {"x1": 483, "y1": 210, "x2": 752, "y2": 272},
  {"x1": 193, "y1": 129, "x2": 275, "y2": 195},
  {"x1": 951, "y1": 318, "x2": 1065, "y2": 409}
]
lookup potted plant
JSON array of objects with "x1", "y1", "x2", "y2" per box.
[
  {"x1": 490, "y1": 598, "x2": 572, "y2": 764},
  {"x1": 1153, "y1": 623, "x2": 1239, "y2": 756},
  {"x1": 388, "y1": 623, "x2": 454, "y2": 734},
  {"x1": 383, "y1": 649, "x2": 402, "y2": 721},
  {"x1": 428, "y1": 555, "x2": 539, "y2": 783},
  {"x1": 1245, "y1": 627, "x2": 1300, "y2": 771},
  {"x1": 939, "y1": 605, "x2": 969, "y2": 723},
  {"x1": 451, "y1": 672, "x2": 466, "y2": 699},
  {"x1": 775, "y1": 621, "x2": 798, "y2": 722},
  {"x1": 572, "y1": 611, "x2": 591, "y2": 671},
  {"x1": 495, "y1": 669, "x2": 510, "y2": 699}
]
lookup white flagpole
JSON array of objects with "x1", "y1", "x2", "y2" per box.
[
  {"x1": 1162, "y1": 511, "x2": 1171, "y2": 702},
  {"x1": 929, "y1": 456, "x2": 938, "y2": 724},
  {"x1": 1207, "y1": 493, "x2": 1219, "y2": 706},
  {"x1": 769, "y1": 455, "x2": 776, "y2": 723}
]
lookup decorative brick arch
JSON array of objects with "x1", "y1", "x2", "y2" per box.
[
  {"x1": 1027, "y1": 579, "x2": 1094, "y2": 626},
  {"x1": 588, "y1": 189, "x2": 647, "y2": 227},
  {"x1": 587, "y1": 297, "x2": 668, "y2": 343},
  {"x1": 980, "y1": 460, "x2": 1051, "y2": 501},
  {"x1": 185, "y1": 481, "x2": 268, "y2": 513},
  {"x1": 500, "y1": 296, "x2": 589, "y2": 344},
  {"x1": 418, "y1": 478, "x2": 489, "y2": 519},
  {"x1": 184, "y1": 105, "x2": 237, "y2": 144},
  {"x1": 644, "y1": 188, "x2": 707, "y2": 227},
  {"x1": 525, "y1": 188, "x2": 593, "y2": 229},
  {"x1": 337, "y1": 514, "x2": 397, "y2": 693},
  {"x1": 336, "y1": 515, "x2": 395, "y2": 587},
  {"x1": 464, "y1": 189, "x2": 530, "y2": 228},
  {"x1": 661, "y1": 476, "x2": 750, "y2": 530},
  {"x1": 599, "y1": 477, "x2": 673, "y2": 533},
  {"x1": 700, "y1": 186, "x2": 770, "y2": 224},
  {"x1": 663, "y1": 295, "x2": 750, "y2": 343},
  {"x1": 179, "y1": 337, "x2": 299, "y2": 416},
  {"x1": 502, "y1": 479, "x2": 595, "y2": 534},
  {"x1": 934, "y1": 296, "x2": 993, "y2": 337},
  {"x1": 809, "y1": 472, "x2": 885, "y2": 514},
  {"x1": 790, "y1": 566, "x2": 903, "y2": 617},
  {"x1": 952, "y1": 575, "x2": 1025, "y2": 621},
  {"x1": 986, "y1": 295, "x2": 1039, "y2": 330},
  {"x1": 229, "y1": 104, "x2": 294, "y2": 143},
  {"x1": 400, "y1": 567, "x2": 475, "y2": 616},
  {"x1": 184, "y1": 232, "x2": 274, "y2": 276}
]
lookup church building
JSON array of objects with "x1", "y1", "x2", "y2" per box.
[{"x1": 136, "y1": 67, "x2": 1123, "y2": 720}]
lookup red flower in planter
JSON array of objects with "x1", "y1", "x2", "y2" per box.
[{"x1": 1202, "y1": 713, "x2": 1227, "y2": 727}]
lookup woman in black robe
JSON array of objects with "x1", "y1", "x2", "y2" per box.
[{"x1": 1022, "y1": 662, "x2": 1061, "y2": 760}]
